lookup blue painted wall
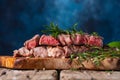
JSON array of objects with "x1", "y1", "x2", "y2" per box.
[{"x1": 0, "y1": 0, "x2": 120, "y2": 55}]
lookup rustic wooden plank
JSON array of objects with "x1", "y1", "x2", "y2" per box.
[{"x1": 0, "y1": 56, "x2": 120, "y2": 70}]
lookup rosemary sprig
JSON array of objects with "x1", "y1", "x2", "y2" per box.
[
  {"x1": 69, "y1": 23, "x2": 78, "y2": 33},
  {"x1": 69, "y1": 23, "x2": 84, "y2": 35},
  {"x1": 71, "y1": 47, "x2": 120, "y2": 66},
  {"x1": 91, "y1": 32, "x2": 99, "y2": 36},
  {"x1": 70, "y1": 54, "x2": 76, "y2": 61},
  {"x1": 42, "y1": 22, "x2": 99, "y2": 38},
  {"x1": 42, "y1": 23, "x2": 65, "y2": 38}
]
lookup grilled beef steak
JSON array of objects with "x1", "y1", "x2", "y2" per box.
[
  {"x1": 14, "y1": 45, "x2": 90, "y2": 58},
  {"x1": 32, "y1": 46, "x2": 48, "y2": 58},
  {"x1": 13, "y1": 32, "x2": 103, "y2": 58},
  {"x1": 24, "y1": 34, "x2": 40, "y2": 49},
  {"x1": 39, "y1": 35, "x2": 60, "y2": 46},
  {"x1": 13, "y1": 47, "x2": 33, "y2": 57}
]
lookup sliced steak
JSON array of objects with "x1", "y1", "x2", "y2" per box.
[
  {"x1": 69, "y1": 45, "x2": 81, "y2": 53},
  {"x1": 57, "y1": 34, "x2": 66, "y2": 45},
  {"x1": 32, "y1": 46, "x2": 48, "y2": 58},
  {"x1": 13, "y1": 47, "x2": 32, "y2": 57},
  {"x1": 63, "y1": 46, "x2": 73, "y2": 57},
  {"x1": 24, "y1": 34, "x2": 40, "y2": 49},
  {"x1": 13, "y1": 45, "x2": 90, "y2": 58},
  {"x1": 82, "y1": 34, "x2": 103, "y2": 47},
  {"x1": 58, "y1": 34, "x2": 73, "y2": 46},
  {"x1": 71, "y1": 33, "x2": 84, "y2": 45},
  {"x1": 88, "y1": 35, "x2": 103, "y2": 47},
  {"x1": 78, "y1": 46, "x2": 89, "y2": 52},
  {"x1": 47, "y1": 46, "x2": 65, "y2": 58},
  {"x1": 63, "y1": 34, "x2": 73, "y2": 45},
  {"x1": 39, "y1": 35, "x2": 60, "y2": 46},
  {"x1": 83, "y1": 33, "x2": 90, "y2": 45},
  {"x1": 58, "y1": 33, "x2": 103, "y2": 47},
  {"x1": 63, "y1": 45, "x2": 89, "y2": 56},
  {"x1": 39, "y1": 33, "x2": 103, "y2": 47}
]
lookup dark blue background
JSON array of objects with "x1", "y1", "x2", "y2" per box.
[{"x1": 0, "y1": 0, "x2": 120, "y2": 55}]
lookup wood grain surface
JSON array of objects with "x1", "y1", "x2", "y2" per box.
[{"x1": 0, "y1": 56, "x2": 120, "y2": 70}]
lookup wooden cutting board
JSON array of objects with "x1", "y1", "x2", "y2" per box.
[{"x1": 0, "y1": 56, "x2": 120, "y2": 70}]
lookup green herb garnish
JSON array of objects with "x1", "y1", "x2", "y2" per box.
[
  {"x1": 91, "y1": 32, "x2": 99, "y2": 36},
  {"x1": 72, "y1": 47, "x2": 120, "y2": 66},
  {"x1": 70, "y1": 54, "x2": 76, "y2": 61},
  {"x1": 69, "y1": 23, "x2": 78, "y2": 33},
  {"x1": 42, "y1": 22, "x2": 65, "y2": 38},
  {"x1": 42, "y1": 22, "x2": 100, "y2": 38},
  {"x1": 41, "y1": 23, "x2": 85, "y2": 38}
]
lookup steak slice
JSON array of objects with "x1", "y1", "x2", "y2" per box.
[
  {"x1": 71, "y1": 33, "x2": 84, "y2": 45},
  {"x1": 32, "y1": 46, "x2": 48, "y2": 58},
  {"x1": 58, "y1": 34, "x2": 73, "y2": 46},
  {"x1": 13, "y1": 47, "x2": 33, "y2": 57},
  {"x1": 39, "y1": 35, "x2": 60, "y2": 46},
  {"x1": 88, "y1": 35, "x2": 103, "y2": 47},
  {"x1": 83, "y1": 34, "x2": 103, "y2": 47},
  {"x1": 58, "y1": 33, "x2": 103, "y2": 47},
  {"x1": 63, "y1": 46, "x2": 73, "y2": 57},
  {"x1": 24, "y1": 34, "x2": 40, "y2": 49},
  {"x1": 83, "y1": 34, "x2": 90, "y2": 45},
  {"x1": 47, "y1": 46, "x2": 65, "y2": 58},
  {"x1": 57, "y1": 34, "x2": 66, "y2": 45},
  {"x1": 13, "y1": 45, "x2": 90, "y2": 58}
]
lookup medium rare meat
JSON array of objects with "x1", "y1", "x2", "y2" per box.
[
  {"x1": 24, "y1": 34, "x2": 40, "y2": 49},
  {"x1": 57, "y1": 33, "x2": 103, "y2": 47},
  {"x1": 58, "y1": 34, "x2": 66, "y2": 45},
  {"x1": 47, "y1": 46, "x2": 65, "y2": 58},
  {"x1": 71, "y1": 33, "x2": 84, "y2": 45},
  {"x1": 39, "y1": 35, "x2": 60, "y2": 46},
  {"x1": 13, "y1": 33, "x2": 103, "y2": 58},
  {"x1": 13, "y1": 47, "x2": 33, "y2": 57},
  {"x1": 58, "y1": 34, "x2": 73, "y2": 45},
  {"x1": 82, "y1": 34, "x2": 103, "y2": 47},
  {"x1": 38, "y1": 33, "x2": 103, "y2": 47},
  {"x1": 32, "y1": 47, "x2": 48, "y2": 58},
  {"x1": 88, "y1": 35, "x2": 103, "y2": 47},
  {"x1": 83, "y1": 34, "x2": 90, "y2": 45}
]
